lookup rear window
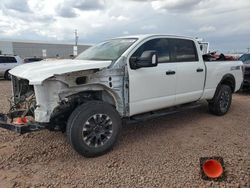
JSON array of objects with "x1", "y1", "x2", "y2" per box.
[
  {"x1": 169, "y1": 39, "x2": 198, "y2": 62},
  {"x1": 0, "y1": 56, "x2": 17, "y2": 63}
]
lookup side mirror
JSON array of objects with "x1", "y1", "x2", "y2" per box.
[{"x1": 130, "y1": 50, "x2": 158, "y2": 70}]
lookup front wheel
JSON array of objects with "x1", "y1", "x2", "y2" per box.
[
  {"x1": 66, "y1": 101, "x2": 121, "y2": 157},
  {"x1": 208, "y1": 84, "x2": 232, "y2": 116}
]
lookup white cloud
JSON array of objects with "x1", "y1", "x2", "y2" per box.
[
  {"x1": 57, "y1": 4, "x2": 78, "y2": 18},
  {"x1": 199, "y1": 26, "x2": 216, "y2": 33},
  {"x1": 141, "y1": 25, "x2": 158, "y2": 30},
  {"x1": 123, "y1": 31, "x2": 130, "y2": 35},
  {"x1": 2, "y1": 0, "x2": 31, "y2": 12},
  {"x1": 0, "y1": 0, "x2": 249, "y2": 52},
  {"x1": 111, "y1": 15, "x2": 130, "y2": 21},
  {"x1": 151, "y1": 0, "x2": 203, "y2": 11},
  {"x1": 91, "y1": 23, "x2": 104, "y2": 28},
  {"x1": 74, "y1": 0, "x2": 105, "y2": 11}
]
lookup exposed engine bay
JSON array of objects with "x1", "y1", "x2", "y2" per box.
[{"x1": 8, "y1": 77, "x2": 36, "y2": 123}]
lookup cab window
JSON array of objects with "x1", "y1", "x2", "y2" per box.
[
  {"x1": 131, "y1": 38, "x2": 170, "y2": 63},
  {"x1": 169, "y1": 39, "x2": 198, "y2": 62}
]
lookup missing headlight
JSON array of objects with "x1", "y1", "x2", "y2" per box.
[{"x1": 75, "y1": 76, "x2": 87, "y2": 85}]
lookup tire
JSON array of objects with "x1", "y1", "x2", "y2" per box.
[
  {"x1": 66, "y1": 101, "x2": 121, "y2": 157},
  {"x1": 208, "y1": 84, "x2": 232, "y2": 116},
  {"x1": 4, "y1": 70, "x2": 11, "y2": 80}
]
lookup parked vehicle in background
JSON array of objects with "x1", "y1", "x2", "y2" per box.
[
  {"x1": 0, "y1": 34, "x2": 244, "y2": 157},
  {"x1": 0, "y1": 55, "x2": 23, "y2": 80},
  {"x1": 240, "y1": 54, "x2": 250, "y2": 64},
  {"x1": 24, "y1": 57, "x2": 43, "y2": 63},
  {"x1": 239, "y1": 54, "x2": 250, "y2": 88}
]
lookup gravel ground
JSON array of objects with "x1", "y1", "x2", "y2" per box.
[{"x1": 0, "y1": 80, "x2": 249, "y2": 187}]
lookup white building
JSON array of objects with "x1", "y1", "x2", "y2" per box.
[{"x1": 0, "y1": 40, "x2": 91, "y2": 59}]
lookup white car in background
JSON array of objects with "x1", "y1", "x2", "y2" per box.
[{"x1": 0, "y1": 55, "x2": 23, "y2": 80}]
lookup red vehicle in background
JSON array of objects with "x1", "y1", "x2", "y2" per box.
[{"x1": 203, "y1": 51, "x2": 238, "y2": 61}]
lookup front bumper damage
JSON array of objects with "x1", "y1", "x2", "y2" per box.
[
  {"x1": 0, "y1": 76, "x2": 46, "y2": 134},
  {"x1": 1, "y1": 65, "x2": 127, "y2": 134},
  {"x1": 0, "y1": 113, "x2": 46, "y2": 134}
]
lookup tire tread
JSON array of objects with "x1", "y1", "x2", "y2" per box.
[
  {"x1": 66, "y1": 101, "x2": 121, "y2": 157},
  {"x1": 208, "y1": 84, "x2": 232, "y2": 116}
]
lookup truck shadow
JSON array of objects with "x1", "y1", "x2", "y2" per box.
[
  {"x1": 237, "y1": 89, "x2": 250, "y2": 95},
  {"x1": 119, "y1": 103, "x2": 209, "y2": 147},
  {"x1": 0, "y1": 79, "x2": 10, "y2": 82}
]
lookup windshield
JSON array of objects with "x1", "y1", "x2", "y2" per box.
[
  {"x1": 240, "y1": 54, "x2": 250, "y2": 64},
  {"x1": 76, "y1": 38, "x2": 137, "y2": 61}
]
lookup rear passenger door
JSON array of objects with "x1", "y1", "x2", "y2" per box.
[{"x1": 169, "y1": 38, "x2": 205, "y2": 105}]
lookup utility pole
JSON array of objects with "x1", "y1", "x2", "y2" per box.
[
  {"x1": 74, "y1": 29, "x2": 78, "y2": 46},
  {"x1": 73, "y1": 29, "x2": 79, "y2": 57}
]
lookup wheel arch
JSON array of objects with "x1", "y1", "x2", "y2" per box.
[
  {"x1": 208, "y1": 74, "x2": 235, "y2": 103},
  {"x1": 218, "y1": 74, "x2": 236, "y2": 92},
  {"x1": 64, "y1": 84, "x2": 121, "y2": 111},
  {"x1": 49, "y1": 83, "x2": 124, "y2": 131}
]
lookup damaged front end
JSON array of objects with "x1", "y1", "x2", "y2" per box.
[
  {"x1": 9, "y1": 77, "x2": 36, "y2": 120},
  {"x1": 0, "y1": 57, "x2": 128, "y2": 134},
  {"x1": 0, "y1": 76, "x2": 46, "y2": 134},
  {"x1": 0, "y1": 66, "x2": 127, "y2": 134}
]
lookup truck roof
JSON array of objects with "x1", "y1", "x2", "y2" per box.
[{"x1": 113, "y1": 34, "x2": 195, "y2": 41}]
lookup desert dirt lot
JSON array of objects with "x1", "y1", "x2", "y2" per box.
[{"x1": 0, "y1": 80, "x2": 249, "y2": 187}]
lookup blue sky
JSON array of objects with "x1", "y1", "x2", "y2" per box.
[{"x1": 0, "y1": 0, "x2": 249, "y2": 52}]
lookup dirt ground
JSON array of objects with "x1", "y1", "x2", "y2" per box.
[{"x1": 0, "y1": 80, "x2": 249, "y2": 188}]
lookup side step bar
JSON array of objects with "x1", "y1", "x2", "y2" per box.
[
  {"x1": 0, "y1": 113, "x2": 46, "y2": 134},
  {"x1": 128, "y1": 102, "x2": 202, "y2": 123}
]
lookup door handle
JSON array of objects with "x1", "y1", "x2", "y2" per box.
[
  {"x1": 166, "y1": 70, "x2": 176, "y2": 75},
  {"x1": 196, "y1": 68, "x2": 204, "y2": 72}
]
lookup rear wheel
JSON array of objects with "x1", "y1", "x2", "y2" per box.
[
  {"x1": 4, "y1": 70, "x2": 11, "y2": 80},
  {"x1": 208, "y1": 84, "x2": 232, "y2": 116},
  {"x1": 66, "y1": 101, "x2": 121, "y2": 157}
]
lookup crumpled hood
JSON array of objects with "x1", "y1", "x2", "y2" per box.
[{"x1": 9, "y1": 59, "x2": 112, "y2": 85}]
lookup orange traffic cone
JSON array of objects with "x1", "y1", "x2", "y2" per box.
[
  {"x1": 202, "y1": 159, "x2": 223, "y2": 178},
  {"x1": 200, "y1": 157, "x2": 225, "y2": 181}
]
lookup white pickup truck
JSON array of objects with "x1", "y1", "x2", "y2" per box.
[{"x1": 0, "y1": 34, "x2": 243, "y2": 157}]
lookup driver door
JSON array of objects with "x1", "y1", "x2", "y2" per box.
[{"x1": 127, "y1": 38, "x2": 177, "y2": 116}]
